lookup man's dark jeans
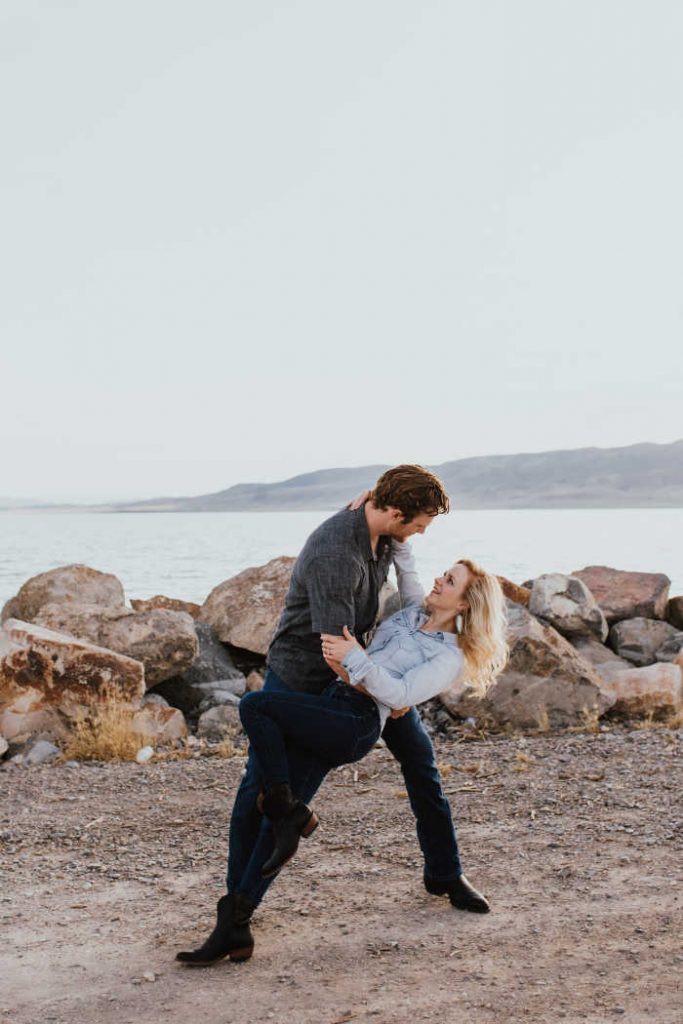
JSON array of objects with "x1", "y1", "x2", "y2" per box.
[{"x1": 227, "y1": 668, "x2": 462, "y2": 905}]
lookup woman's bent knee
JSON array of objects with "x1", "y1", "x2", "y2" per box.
[{"x1": 239, "y1": 690, "x2": 262, "y2": 727}]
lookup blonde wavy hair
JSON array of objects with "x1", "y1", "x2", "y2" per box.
[{"x1": 454, "y1": 559, "x2": 508, "y2": 696}]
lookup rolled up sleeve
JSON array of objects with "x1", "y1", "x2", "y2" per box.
[
  {"x1": 391, "y1": 540, "x2": 426, "y2": 608},
  {"x1": 342, "y1": 645, "x2": 464, "y2": 710}
]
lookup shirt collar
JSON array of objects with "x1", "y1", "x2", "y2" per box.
[
  {"x1": 415, "y1": 608, "x2": 459, "y2": 647},
  {"x1": 352, "y1": 504, "x2": 390, "y2": 563}
]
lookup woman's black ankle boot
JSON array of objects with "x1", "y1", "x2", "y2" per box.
[
  {"x1": 260, "y1": 783, "x2": 319, "y2": 879},
  {"x1": 176, "y1": 892, "x2": 256, "y2": 966}
]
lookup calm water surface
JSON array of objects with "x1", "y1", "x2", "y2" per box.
[{"x1": 1, "y1": 508, "x2": 681, "y2": 609}]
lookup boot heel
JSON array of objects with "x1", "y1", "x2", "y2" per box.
[
  {"x1": 228, "y1": 945, "x2": 254, "y2": 962},
  {"x1": 302, "y1": 812, "x2": 319, "y2": 838}
]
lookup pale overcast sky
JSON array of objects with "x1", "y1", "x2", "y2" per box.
[{"x1": 2, "y1": 1, "x2": 682, "y2": 502}]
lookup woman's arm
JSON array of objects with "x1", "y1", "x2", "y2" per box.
[
  {"x1": 391, "y1": 540, "x2": 426, "y2": 608},
  {"x1": 342, "y1": 643, "x2": 463, "y2": 710}
]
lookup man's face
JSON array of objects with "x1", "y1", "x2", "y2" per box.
[{"x1": 388, "y1": 509, "x2": 437, "y2": 542}]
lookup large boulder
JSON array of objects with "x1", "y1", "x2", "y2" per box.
[
  {"x1": 666, "y1": 596, "x2": 683, "y2": 631},
  {"x1": 1, "y1": 564, "x2": 125, "y2": 624},
  {"x1": 131, "y1": 595, "x2": 201, "y2": 619},
  {"x1": 0, "y1": 619, "x2": 145, "y2": 741},
  {"x1": 571, "y1": 566, "x2": 670, "y2": 625},
  {"x1": 34, "y1": 604, "x2": 198, "y2": 687},
  {"x1": 596, "y1": 661, "x2": 683, "y2": 717},
  {"x1": 199, "y1": 557, "x2": 296, "y2": 656},
  {"x1": 441, "y1": 601, "x2": 613, "y2": 730},
  {"x1": 529, "y1": 573, "x2": 608, "y2": 641},
  {"x1": 608, "y1": 618, "x2": 683, "y2": 667},
  {"x1": 150, "y1": 622, "x2": 246, "y2": 718}
]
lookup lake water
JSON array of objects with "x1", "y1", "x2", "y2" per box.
[{"x1": 1, "y1": 508, "x2": 681, "y2": 610}]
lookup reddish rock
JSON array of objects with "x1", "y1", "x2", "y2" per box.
[
  {"x1": 666, "y1": 596, "x2": 683, "y2": 631},
  {"x1": 596, "y1": 662, "x2": 683, "y2": 717},
  {"x1": 199, "y1": 557, "x2": 296, "y2": 656},
  {"x1": 0, "y1": 619, "x2": 145, "y2": 741},
  {"x1": 1, "y1": 564, "x2": 125, "y2": 624},
  {"x1": 497, "y1": 577, "x2": 530, "y2": 606},
  {"x1": 131, "y1": 595, "x2": 201, "y2": 619},
  {"x1": 34, "y1": 604, "x2": 198, "y2": 687},
  {"x1": 571, "y1": 566, "x2": 671, "y2": 624}
]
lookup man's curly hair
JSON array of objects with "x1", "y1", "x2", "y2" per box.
[{"x1": 371, "y1": 465, "x2": 449, "y2": 523}]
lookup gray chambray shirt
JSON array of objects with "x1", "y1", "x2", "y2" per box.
[{"x1": 267, "y1": 505, "x2": 393, "y2": 694}]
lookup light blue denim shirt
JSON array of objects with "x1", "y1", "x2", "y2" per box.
[{"x1": 342, "y1": 541, "x2": 464, "y2": 728}]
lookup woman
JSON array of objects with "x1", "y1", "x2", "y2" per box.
[{"x1": 237, "y1": 540, "x2": 508, "y2": 879}]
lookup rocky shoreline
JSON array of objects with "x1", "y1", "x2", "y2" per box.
[{"x1": 1, "y1": 559, "x2": 682, "y2": 767}]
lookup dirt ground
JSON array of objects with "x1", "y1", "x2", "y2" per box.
[{"x1": 2, "y1": 724, "x2": 682, "y2": 1024}]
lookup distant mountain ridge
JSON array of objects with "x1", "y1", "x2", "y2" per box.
[{"x1": 106, "y1": 439, "x2": 683, "y2": 512}]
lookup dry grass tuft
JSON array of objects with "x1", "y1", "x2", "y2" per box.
[
  {"x1": 209, "y1": 734, "x2": 239, "y2": 759},
  {"x1": 665, "y1": 707, "x2": 683, "y2": 729},
  {"x1": 60, "y1": 685, "x2": 152, "y2": 762},
  {"x1": 565, "y1": 706, "x2": 602, "y2": 735},
  {"x1": 628, "y1": 707, "x2": 683, "y2": 731},
  {"x1": 580, "y1": 706, "x2": 601, "y2": 734},
  {"x1": 533, "y1": 707, "x2": 551, "y2": 734},
  {"x1": 514, "y1": 751, "x2": 534, "y2": 772}
]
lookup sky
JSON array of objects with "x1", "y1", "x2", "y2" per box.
[{"x1": 2, "y1": 0, "x2": 682, "y2": 502}]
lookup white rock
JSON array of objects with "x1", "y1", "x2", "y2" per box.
[
  {"x1": 23, "y1": 739, "x2": 61, "y2": 766},
  {"x1": 529, "y1": 573, "x2": 608, "y2": 642},
  {"x1": 135, "y1": 746, "x2": 154, "y2": 764}
]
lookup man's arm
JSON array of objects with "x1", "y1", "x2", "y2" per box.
[{"x1": 391, "y1": 540, "x2": 426, "y2": 608}]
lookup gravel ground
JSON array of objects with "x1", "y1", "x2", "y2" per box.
[{"x1": 2, "y1": 725, "x2": 682, "y2": 1024}]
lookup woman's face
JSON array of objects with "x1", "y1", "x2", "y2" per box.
[{"x1": 425, "y1": 562, "x2": 473, "y2": 616}]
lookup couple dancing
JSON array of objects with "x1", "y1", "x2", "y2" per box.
[{"x1": 177, "y1": 465, "x2": 508, "y2": 966}]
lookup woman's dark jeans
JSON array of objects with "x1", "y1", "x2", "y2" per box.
[
  {"x1": 239, "y1": 680, "x2": 381, "y2": 789},
  {"x1": 227, "y1": 668, "x2": 462, "y2": 906}
]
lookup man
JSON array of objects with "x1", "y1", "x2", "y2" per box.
[{"x1": 177, "y1": 464, "x2": 489, "y2": 967}]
